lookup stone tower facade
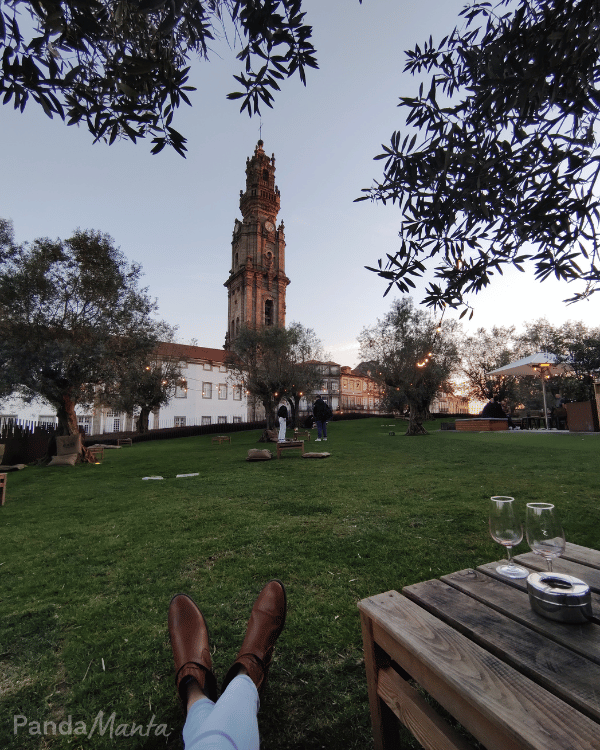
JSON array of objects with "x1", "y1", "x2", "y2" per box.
[{"x1": 224, "y1": 140, "x2": 290, "y2": 347}]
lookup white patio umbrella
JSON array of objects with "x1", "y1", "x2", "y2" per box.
[{"x1": 487, "y1": 353, "x2": 573, "y2": 429}]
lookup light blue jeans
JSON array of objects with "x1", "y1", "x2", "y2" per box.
[
  {"x1": 183, "y1": 675, "x2": 260, "y2": 750},
  {"x1": 278, "y1": 416, "x2": 287, "y2": 441}
]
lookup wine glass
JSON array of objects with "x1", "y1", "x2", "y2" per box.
[
  {"x1": 489, "y1": 496, "x2": 529, "y2": 578},
  {"x1": 525, "y1": 503, "x2": 566, "y2": 572}
]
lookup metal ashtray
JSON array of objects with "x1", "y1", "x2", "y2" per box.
[{"x1": 527, "y1": 572, "x2": 593, "y2": 623}]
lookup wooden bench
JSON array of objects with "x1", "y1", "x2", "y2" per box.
[
  {"x1": 117, "y1": 438, "x2": 133, "y2": 446},
  {"x1": 293, "y1": 430, "x2": 311, "y2": 441},
  {"x1": 455, "y1": 418, "x2": 508, "y2": 432},
  {"x1": 211, "y1": 435, "x2": 231, "y2": 444},
  {"x1": 276, "y1": 440, "x2": 304, "y2": 459}
]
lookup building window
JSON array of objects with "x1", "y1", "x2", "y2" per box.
[
  {"x1": 175, "y1": 384, "x2": 187, "y2": 398},
  {"x1": 202, "y1": 416, "x2": 211, "y2": 426},
  {"x1": 219, "y1": 364, "x2": 228, "y2": 373},
  {"x1": 218, "y1": 416, "x2": 227, "y2": 424},
  {"x1": 106, "y1": 410, "x2": 119, "y2": 417},
  {"x1": 233, "y1": 386, "x2": 242, "y2": 401},
  {"x1": 113, "y1": 419, "x2": 121, "y2": 432},
  {"x1": 77, "y1": 416, "x2": 91, "y2": 434},
  {"x1": 203, "y1": 363, "x2": 212, "y2": 371},
  {"x1": 202, "y1": 383, "x2": 212, "y2": 399},
  {"x1": 174, "y1": 416, "x2": 186, "y2": 427},
  {"x1": 218, "y1": 384, "x2": 228, "y2": 400},
  {"x1": 342, "y1": 379, "x2": 347, "y2": 388},
  {"x1": 265, "y1": 299, "x2": 274, "y2": 326}
]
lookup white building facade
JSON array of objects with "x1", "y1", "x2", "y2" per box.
[{"x1": 0, "y1": 343, "x2": 248, "y2": 434}]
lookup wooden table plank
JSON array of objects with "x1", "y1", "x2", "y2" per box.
[
  {"x1": 478, "y1": 561, "x2": 600, "y2": 624},
  {"x1": 441, "y1": 568, "x2": 600, "y2": 664},
  {"x1": 404, "y1": 578, "x2": 600, "y2": 723},
  {"x1": 359, "y1": 591, "x2": 600, "y2": 750},
  {"x1": 513, "y1": 552, "x2": 600, "y2": 593},
  {"x1": 560, "y1": 542, "x2": 600, "y2": 570}
]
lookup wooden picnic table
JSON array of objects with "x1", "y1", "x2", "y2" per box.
[{"x1": 358, "y1": 542, "x2": 600, "y2": 750}]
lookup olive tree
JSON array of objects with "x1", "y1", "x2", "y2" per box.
[
  {"x1": 0, "y1": 1, "x2": 319, "y2": 155},
  {"x1": 0, "y1": 220, "x2": 170, "y2": 435},
  {"x1": 358, "y1": 297, "x2": 461, "y2": 435},
  {"x1": 359, "y1": 0, "x2": 600, "y2": 316}
]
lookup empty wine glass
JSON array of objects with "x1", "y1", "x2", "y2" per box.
[
  {"x1": 489, "y1": 496, "x2": 529, "y2": 578},
  {"x1": 525, "y1": 503, "x2": 566, "y2": 572}
]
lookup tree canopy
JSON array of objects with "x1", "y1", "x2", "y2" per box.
[
  {"x1": 99, "y1": 341, "x2": 184, "y2": 433},
  {"x1": 0, "y1": 219, "x2": 170, "y2": 434},
  {"x1": 359, "y1": 0, "x2": 600, "y2": 316},
  {"x1": 226, "y1": 322, "x2": 323, "y2": 428},
  {"x1": 460, "y1": 325, "x2": 518, "y2": 402},
  {"x1": 358, "y1": 297, "x2": 460, "y2": 435},
  {"x1": 0, "y1": 1, "x2": 319, "y2": 155},
  {"x1": 461, "y1": 317, "x2": 600, "y2": 409}
]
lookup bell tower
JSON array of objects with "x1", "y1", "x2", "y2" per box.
[{"x1": 224, "y1": 140, "x2": 290, "y2": 347}]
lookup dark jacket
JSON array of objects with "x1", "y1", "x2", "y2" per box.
[
  {"x1": 277, "y1": 405, "x2": 288, "y2": 419},
  {"x1": 313, "y1": 398, "x2": 330, "y2": 421}
]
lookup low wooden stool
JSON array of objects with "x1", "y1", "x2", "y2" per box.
[
  {"x1": 117, "y1": 438, "x2": 133, "y2": 446},
  {"x1": 276, "y1": 440, "x2": 304, "y2": 459},
  {"x1": 211, "y1": 436, "x2": 231, "y2": 444},
  {"x1": 293, "y1": 430, "x2": 311, "y2": 441},
  {"x1": 0, "y1": 473, "x2": 6, "y2": 506}
]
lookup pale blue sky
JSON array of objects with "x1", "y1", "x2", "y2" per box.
[{"x1": 2, "y1": 0, "x2": 598, "y2": 366}]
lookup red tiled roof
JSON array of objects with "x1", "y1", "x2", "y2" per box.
[{"x1": 155, "y1": 342, "x2": 228, "y2": 363}]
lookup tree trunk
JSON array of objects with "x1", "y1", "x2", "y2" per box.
[
  {"x1": 263, "y1": 397, "x2": 277, "y2": 429},
  {"x1": 56, "y1": 394, "x2": 80, "y2": 436},
  {"x1": 288, "y1": 396, "x2": 300, "y2": 427},
  {"x1": 136, "y1": 407, "x2": 151, "y2": 433},
  {"x1": 405, "y1": 400, "x2": 429, "y2": 436}
]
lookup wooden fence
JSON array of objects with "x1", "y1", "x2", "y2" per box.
[{"x1": 0, "y1": 418, "x2": 268, "y2": 464}]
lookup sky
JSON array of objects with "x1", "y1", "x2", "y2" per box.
[{"x1": 2, "y1": 0, "x2": 600, "y2": 368}]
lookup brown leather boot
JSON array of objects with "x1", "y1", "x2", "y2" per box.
[
  {"x1": 168, "y1": 594, "x2": 218, "y2": 707},
  {"x1": 221, "y1": 580, "x2": 287, "y2": 694}
]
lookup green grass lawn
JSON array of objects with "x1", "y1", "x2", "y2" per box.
[{"x1": 1, "y1": 418, "x2": 599, "y2": 749}]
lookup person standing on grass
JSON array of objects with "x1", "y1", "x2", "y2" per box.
[
  {"x1": 312, "y1": 396, "x2": 331, "y2": 441},
  {"x1": 169, "y1": 580, "x2": 286, "y2": 750},
  {"x1": 277, "y1": 402, "x2": 288, "y2": 442}
]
